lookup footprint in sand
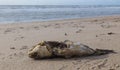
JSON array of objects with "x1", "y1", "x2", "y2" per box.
[
  {"x1": 92, "y1": 19, "x2": 98, "y2": 22},
  {"x1": 41, "y1": 24, "x2": 51, "y2": 28},
  {"x1": 101, "y1": 24, "x2": 116, "y2": 28},
  {"x1": 96, "y1": 32, "x2": 115, "y2": 38},
  {"x1": 72, "y1": 24, "x2": 80, "y2": 28},
  {"x1": 97, "y1": 59, "x2": 108, "y2": 69},
  {"x1": 9, "y1": 51, "x2": 25, "y2": 58},
  {"x1": 59, "y1": 65, "x2": 68, "y2": 70},
  {"x1": 4, "y1": 28, "x2": 17, "y2": 34},
  {"x1": 19, "y1": 27, "x2": 24, "y2": 29},
  {"x1": 72, "y1": 61, "x2": 79, "y2": 65},
  {"x1": 90, "y1": 59, "x2": 108, "y2": 70},
  {"x1": 18, "y1": 52, "x2": 24, "y2": 56},
  {"x1": 53, "y1": 23, "x2": 61, "y2": 28},
  {"x1": 79, "y1": 26, "x2": 85, "y2": 28},
  {"x1": 14, "y1": 36, "x2": 24, "y2": 41},
  {"x1": 77, "y1": 67, "x2": 80, "y2": 70},
  {"x1": 109, "y1": 64, "x2": 120, "y2": 70},
  {"x1": 20, "y1": 46, "x2": 28, "y2": 50},
  {"x1": 33, "y1": 26, "x2": 39, "y2": 30},
  {"x1": 4, "y1": 28, "x2": 12, "y2": 34},
  {"x1": 0, "y1": 53, "x2": 5, "y2": 59},
  {"x1": 76, "y1": 29, "x2": 82, "y2": 33}
]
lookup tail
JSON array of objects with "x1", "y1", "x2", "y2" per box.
[{"x1": 93, "y1": 49, "x2": 116, "y2": 56}]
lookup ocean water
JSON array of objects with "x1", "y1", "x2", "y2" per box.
[{"x1": 0, "y1": 5, "x2": 120, "y2": 23}]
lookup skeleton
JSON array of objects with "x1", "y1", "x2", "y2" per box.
[{"x1": 28, "y1": 40, "x2": 115, "y2": 59}]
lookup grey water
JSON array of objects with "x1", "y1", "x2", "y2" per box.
[{"x1": 0, "y1": 5, "x2": 120, "y2": 23}]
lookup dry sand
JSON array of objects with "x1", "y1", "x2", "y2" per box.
[{"x1": 0, "y1": 15, "x2": 120, "y2": 70}]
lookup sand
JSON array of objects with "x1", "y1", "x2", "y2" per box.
[{"x1": 0, "y1": 15, "x2": 120, "y2": 70}]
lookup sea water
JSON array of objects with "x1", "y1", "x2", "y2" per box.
[{"x1": 0, "y1": 5, "x2": 120, "y2": 23}]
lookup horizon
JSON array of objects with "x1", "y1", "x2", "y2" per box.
[
  {"x1": 0, "y1": 0, "x2": 120, "y2": 5},
  {"x1": 1, "y1": 4, "x2": 120, "y2": 6}
]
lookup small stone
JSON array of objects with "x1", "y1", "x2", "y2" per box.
[
  {"x1": 108, "y1": 32, "x2": 115, "y2": 35},
  {"x1": 65, "y1": 33, "x2": 67, "y2": 36},
  {"x1": 21, "y1": 36, "x2": 24, "y2": 39},
  {"x1": 96, "y1": 35, "x2": 98, "y2": 37},
  {"x1": 10, "y1": 47, "x2": 15, "y2": 49}
]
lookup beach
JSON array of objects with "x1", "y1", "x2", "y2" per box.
[{"x1": 0, "y1": 15, "x2": 120, "y2": 70}]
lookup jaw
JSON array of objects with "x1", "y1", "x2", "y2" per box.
[{"x1": 28, "y1": 45, "x2": 52, "y2": 59}]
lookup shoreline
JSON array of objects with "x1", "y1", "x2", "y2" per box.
[{"x1": 0, "y1": 15, "x2": 120, "y2": 24}]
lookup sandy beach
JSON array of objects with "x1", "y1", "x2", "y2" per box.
[{"x1": 0, "y1": 15, "x2": 120, "y2": 70}]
